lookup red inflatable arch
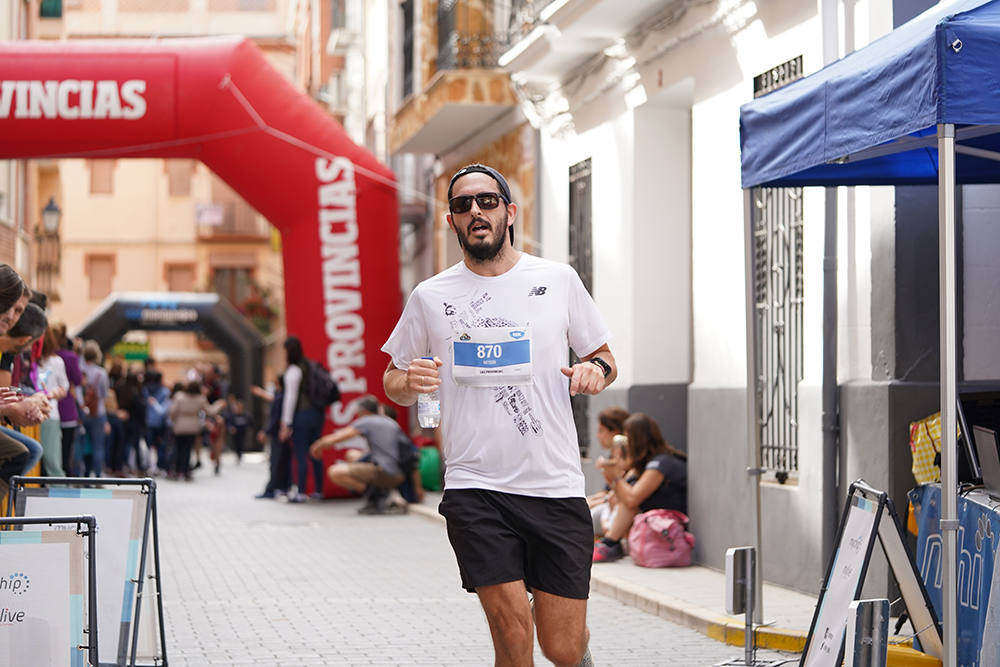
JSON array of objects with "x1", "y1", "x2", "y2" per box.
[{"x1": 0, "y1": 36, "x2": 400, "y2": 428}]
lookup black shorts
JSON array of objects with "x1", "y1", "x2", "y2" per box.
[{"x1": 438, "y1": 488, "x2": 593, "y2": 600}]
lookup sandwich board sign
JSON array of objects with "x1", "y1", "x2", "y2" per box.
[{"x1": 801, "y1": 480, "x2": 943, "y2": 666}]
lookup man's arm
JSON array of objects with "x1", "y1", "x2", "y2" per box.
[
  {"x1": 560, "y1": 343, "x2": 617, "y2": 396},
  {"x1": 383, "y1": 357, "x2": 441, "y2": 407},
  {"x1": 309, "y1": 425, "x2": 361, "y2": 459},
  {"x1": 278, "y1": 364, "x2": 301, "y2": 442},
  {"x1": 0, "y1": 398, "x2": 46, "y2": 427}
]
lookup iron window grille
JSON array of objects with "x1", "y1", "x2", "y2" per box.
[{"x1": 753, "y1": 186, "x2": 804, "y2": 477}]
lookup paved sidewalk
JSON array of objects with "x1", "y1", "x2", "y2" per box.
[
  {"x1": 152, "y1": 453, "x2": 799, "y2": 666},
  {"x1": 410, "y1": 492, "x2": 941, "y2": 666},
  {"x1": 410, "y1": 493, "x2": 817, "y2": 652}
]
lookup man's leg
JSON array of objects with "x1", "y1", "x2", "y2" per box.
[
  {"x1": 0, "y1": 431, "x2": 29, "y2": 497},
  {"x1": 533, "y1": 589, "x2": 589, "y2": 667},
  {"x1": 327, "y1": 461, "x2": 367, "y2": 494},
  {"x1": 0, "y1": 426, "x2": 42, "y2": 476},
  {"x1": 476, "y1": 581, "x2": 534, "y2": 667}
]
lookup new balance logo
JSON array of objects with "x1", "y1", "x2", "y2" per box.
[{"x1": 528, "y1": 286, "x2": 547, "y2": 296}]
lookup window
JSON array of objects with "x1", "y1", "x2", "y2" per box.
[
  {"x1": 753, "y1": 187, "x2": 804, "y2": 476},
  {"x1": 0, "y1": 161, "x2": 12, "y2": 227},
  {"x1": 165, "y1": 160, "x2": 194, "y2": 197},
  {"x1": 331, "y1": 0, "x2": 346, "y2": 29},
  {"x1": 209, "y1": 175, "x2": 260, "y2": 235},
  {"x1": 569, "y1": 159, "x2": 593, "y2": 292},
  {"x1": 86, "y1": 254, "x2": 115, "y2": 300},
  {"x1": 212, "y1": 267, "x2": 253, "y2": 305},
  {"x1": 39, "y1": 0, "x2": 62, "y2": 18},
  {"x1": 165, "y1": 263, "x2": 196, "y2": 292},
  {"x1": 568, "y1": 159, "x2": 593, "y2": 456},
  {"x1": 750, "y1": 58, "x2": 805, "y2": 479},
  {"x1": 88, "y1": 160, "x2": 115, "y2": 195},
  {"x1": 402, "y1": 0, "x2": 414, "y2": 98}
]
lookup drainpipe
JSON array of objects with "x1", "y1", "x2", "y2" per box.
[{"x1": 820, "y1": 0, "x2": 840, "y2": 568}]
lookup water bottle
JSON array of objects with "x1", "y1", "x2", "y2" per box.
[{"x1": 417, "y1": 356, "x2": 440, "y2": 428}]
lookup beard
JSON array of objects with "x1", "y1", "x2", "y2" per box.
[{"x1": 455, "y1": 210, "x2": 509, "y2": 262}]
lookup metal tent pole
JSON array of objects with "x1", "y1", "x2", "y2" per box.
[
  {"x1": 937, "y1": 123, "x2": 958, "y2": 667},
  {"x1": 743, "y1": 188, "x2": 764, "y2": 623},
  {"x1": 819, "y1": 0, "x2": 841, "y2": 572}
]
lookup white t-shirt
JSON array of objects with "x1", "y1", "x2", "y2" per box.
[
  {"x1": 382, "y1": 253, "x2": 611, "y2": 498},
  {"x1": 37, "y1": 354, "x2": 69, "y2": 419},
  {"x1": 281, "y1": 363, "x2": 303, "y2": 426}
]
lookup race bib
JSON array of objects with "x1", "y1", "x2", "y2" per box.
[{"x1": 452, "y1": 327, "x2": 532, "y2": 386}]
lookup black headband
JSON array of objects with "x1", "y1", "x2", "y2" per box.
[{"x1": 447, "y1": 164, "x2": 512, "y2": 204}]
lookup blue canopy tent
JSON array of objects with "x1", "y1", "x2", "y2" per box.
[{"x1": 739, "y1": 1, "x2": 1000, "y2": 664}]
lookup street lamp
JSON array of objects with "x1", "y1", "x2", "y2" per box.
[
  {"x1": 41, "y1": 196, "x2": 61, "y2": 233},
  {"x1": 37, "y1": 197, "x2": 62, "y2": 300}
]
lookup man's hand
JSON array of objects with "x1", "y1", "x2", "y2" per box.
[
  {"x1": 24, "y1": 393, "x2": 52, "y2": 419},
  {"x1": 560, "y1": 361, "x2": 606, "y2": 396},
  {"x1": 279, "y1": 423, "x2": 292, "y2": 443},
  {"x1": 308, "y1": 440, "x2": 326, "y2": 460},
  {"x1": 598, "y1": 456, "x2": 625, "y2": 485},
  {"x1": 1, "y1": 398, "x2": 45, "y2": 426},
  {"x1": 0, "y1": 386, "x2": 22, "y2": 406},
  {"x1": 406, "y1": 357, "x2": 442, "y2": 395}
]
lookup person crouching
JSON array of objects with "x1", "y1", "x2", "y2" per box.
[{"x1": 309, "y1": 395, "x2": 408, "y2": 514}]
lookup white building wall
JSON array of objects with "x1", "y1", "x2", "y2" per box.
[
  {"x1": 518, "y1": 0, "x2": 901, "y2": 592},
  {"x1": 538, "y1": 100, "x2": 692, "y2": 391},
  {"x1": 689, "y1": 86, "x2": 753, "y2": 389},
  {"x1": 633, "y1": 103, "x2": 691, "y2": 385},
  {"x1": 841, "y1": 186, "x2": 875, "y2": 382},
  {"x1": 538, "y1": 110, "x2": 636, "y2": 385}
]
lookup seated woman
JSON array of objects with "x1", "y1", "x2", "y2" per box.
[
  {"x1": 592, "y1": 413, "x2": 687, "y2": 563},
  {"x1": 587, "y1": 406, "x2": 629, "y2": 536}
]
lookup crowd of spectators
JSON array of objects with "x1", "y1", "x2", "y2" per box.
[{"x1": 0, "y1": 265, "x2": 264, "y2": 494}]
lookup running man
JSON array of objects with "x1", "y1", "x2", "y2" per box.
[{"x1": 383, "y1": 164, "x2": 616, "y2": 667}]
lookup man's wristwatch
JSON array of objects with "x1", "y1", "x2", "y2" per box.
[{"x1": 589, "y1": 357, "x2": 612, "y2": 378}]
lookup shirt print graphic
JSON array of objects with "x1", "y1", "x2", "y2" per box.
[{"x1": 445, "y1": 288, "x2": 543, "y2": 439}]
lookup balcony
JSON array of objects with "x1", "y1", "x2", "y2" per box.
[
  {"x1": 196, "y1": 202, "x2": 269, "y2": 242},
  {"x1": 391, "y1": 70, "x2": 518, "y2": 155},
  {"x1": 497, "y1": 0, "x2": 669, "y2": 87},
  {"x1": 391, "y1": 1, "x2": 518, "y2": 155}
]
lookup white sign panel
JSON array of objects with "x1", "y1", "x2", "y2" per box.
[
  {"x1": 25, "y1": 495, "x2": 136, "y2": 665},
  {"x1": 803, "y1": 495, "x2": 879, "y2": 667},
  {"x1": 0, "y1": 541, "x2": 72, "y2": 666}
]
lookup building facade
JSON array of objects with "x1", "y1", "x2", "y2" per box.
[
  {"x1": 13, "y1": 0, "x2": 350, "y2": 384},
  {"x1": 383, "y1": 0, "x2": 979, "y2": 598},
  {"x1": 0, "y1": 2, "x2": 37, "y2": 275}
]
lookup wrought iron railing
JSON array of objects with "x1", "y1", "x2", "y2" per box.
[
  {"x1": 430, "y1": 1, "x2": 555, "y2": 73},
  {"x1": 437, "y1": 0, "x2": 500, "y2": 70},
  {"x1": 753, "y1": 187, "x2": 804, "y2": 476},
  {"x1": 501, "y1": 0, "x2": 548, "y2": 47}
]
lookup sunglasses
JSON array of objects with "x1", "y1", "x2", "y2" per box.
[{"x1": 448, "y1": 192, "x2": 507, "y2": 214}]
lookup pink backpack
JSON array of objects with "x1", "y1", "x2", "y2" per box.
[{"x1": 628, "y1": 509, "x2": 695, "y2": 568}]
